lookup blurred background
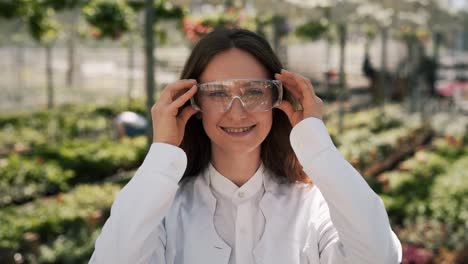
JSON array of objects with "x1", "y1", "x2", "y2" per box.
[{"x1": 0, "y1": 0, "x2": 467, "y2": 263}]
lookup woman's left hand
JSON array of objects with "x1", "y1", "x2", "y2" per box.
[{"x1": 274, "y1": 69, "x2": 324, "y2": 127}]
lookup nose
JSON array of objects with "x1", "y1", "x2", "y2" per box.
[{"x1": 225, "y1": 97, "x2": 248, "y2": 118}]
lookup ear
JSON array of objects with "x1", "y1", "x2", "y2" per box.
[{"x1": 195, "y1": 112, "x2": 202, "y2": 119}]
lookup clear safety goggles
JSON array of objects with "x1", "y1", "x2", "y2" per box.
[{"x1": 190, "y1": 79, "x2": 283, "y2": 113}]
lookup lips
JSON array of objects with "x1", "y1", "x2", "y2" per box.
[{"x1": 221, "y1": 125, "x2": 256, "y2": 133}]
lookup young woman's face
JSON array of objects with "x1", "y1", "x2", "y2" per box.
[{"x1": 199, "y1": 48, "x2": 273, "y2": 155}]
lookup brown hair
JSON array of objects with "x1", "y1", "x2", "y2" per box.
[{"x1": 179, "y1": 28, "x2": 310, "y2": 184}]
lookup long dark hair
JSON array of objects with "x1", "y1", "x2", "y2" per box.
[{"x1": 179, "y1": 28, "x2": 310, "y2": 184}]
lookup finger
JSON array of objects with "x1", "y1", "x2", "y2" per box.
[
  {"x1": 275, "y1": 73, "x2": 302, "y2": 100},
  {"x1": 279, "y1": 69, "x2": 300, "y2": 89},
  {"x1": 170, "y1": 85, "x2": 198, "y2": 109},
  {"x1": 288, "y1": 73, "x2": 316, "y2": 111},
  {"x1": 160, "y1": 79, "x2": 197, "y2": 103},
  {"x1": 275, "y1": 72, "x2": 297, "y2": 88},
  {"x1": 277, "y1": 70, "x2": 304, "y2": 98},
  {"x1": 297, "y1": 74, "x2": 316, "y2": 97},
  {"x1": 178, "y1": 105, "x2": 198, "y2": 127},
  {"x1": 295, "y1": 77, "x2": 315, "y2": 111},
  {"x1": 290, "y1": 72, "x2": 315, "y2": 100}
]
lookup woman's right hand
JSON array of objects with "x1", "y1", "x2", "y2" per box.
[{"x1": 151, "y1": 79, "x2": 199, "y2": 146}]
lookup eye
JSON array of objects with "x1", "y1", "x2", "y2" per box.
[
  {"x1": 208, "y1": 90, "x2": 229, "y2": 97},
  {"x1": 245, "y1": 88, "x2": 264, "y2": 95}
]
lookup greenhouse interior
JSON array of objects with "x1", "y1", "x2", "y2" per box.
[{"x1": 0, "y1": 0, "x2": 467, "y2": 263}]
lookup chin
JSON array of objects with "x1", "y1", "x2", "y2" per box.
[{"x1": 213, "y1": 140, "x2": 262, "y2": 156}]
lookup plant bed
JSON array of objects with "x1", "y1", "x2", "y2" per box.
[
  {"x1": 35, "y1": 136, "x2": 147, "y2": 182},
  {"x1": 0, "y1": 183, "x2": 121, "y2": 262},
  {"x1": 362, "y1": 129, "x2": 432, "y2": 177},
  {"x1": 0, "y1": 137, "x2": 146, "y2": 208},
  {"x1": 0, "y1": 155, "x2": 74, "y2": 207}
]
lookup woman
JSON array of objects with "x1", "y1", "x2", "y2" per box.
[{"x1": 90, "y1": 28, "x2": 402, "y2": 264}]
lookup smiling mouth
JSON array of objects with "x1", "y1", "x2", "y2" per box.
[{"x1": 221, "y1": 125, "x2": 256, "y2": 133}]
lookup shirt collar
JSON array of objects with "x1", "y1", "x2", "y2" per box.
[{"x1": 208, "y1": 162, "x2": 265, "y2": 203}]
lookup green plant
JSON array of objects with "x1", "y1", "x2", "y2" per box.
[
  {"x1": 35, "y1": 136, "x2": 146, "y2": 181},
  {"x1": 295, "y1": 18, "x2": 329, "y2": 41},
  {"x1": 82, "y1": 0, "x2": 134, "y2": 39},
  {"x1": 36, "y1": 228, "x2": 101, "y2": 264},
  {"x1": 0, "y1": 155, "x2": 74, "y2": 206},
  {"x1": 0, "y1": 183, "x2": 119, "y2": 249}
]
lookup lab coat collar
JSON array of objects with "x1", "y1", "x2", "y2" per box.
[
  {"x1": 202, "y1": 163, "x2": 286, "y2": 196},
  {"x1": 190, "y1": 165, "x2": 288, "y2": 264},
  {"x1": 208, "y1": 162, "x2": 265, "y2": 203}
]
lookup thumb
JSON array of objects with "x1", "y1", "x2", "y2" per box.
[{"x1": 178, "y1": 105, "x2": 199, "y2": 127}]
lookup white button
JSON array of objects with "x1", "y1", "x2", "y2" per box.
[{"x1": 238, "y1": 192, "x2": 245, "y2": 198}]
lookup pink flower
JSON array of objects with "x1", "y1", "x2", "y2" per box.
[{"x1": 402, "y1": 244, "x2": 434, "y2": 264}]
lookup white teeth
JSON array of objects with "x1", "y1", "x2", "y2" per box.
[{"x1": 223, "y1": 126, "x2": 254, "y2": 133}]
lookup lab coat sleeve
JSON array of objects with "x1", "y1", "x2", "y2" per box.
[
  {"x1": 290, "y1": 117, "x2": 402, "y2": 264},
  {"x1": 89, "y1": 143, "x2": 187, "y2": 264}
]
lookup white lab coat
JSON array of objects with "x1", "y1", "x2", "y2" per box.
[{"x1": 89, "y1": 118, "x2": 402, "y2": 264}]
